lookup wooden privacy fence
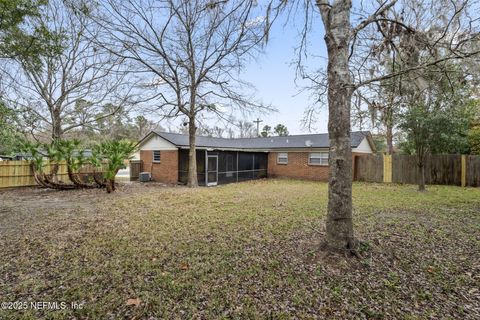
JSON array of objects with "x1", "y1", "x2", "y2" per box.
[
  {"x1": 0, "y1": 160, "x2": 105, "y2": 189},
  {"x1": 129, "y1": 160, "x2": 143, "y2": 181},
  {"x1": 354, "y1": 154, "x2": 480, "y2": 187},
  {"x1": 354, "y1": 154, "x2": 384, "y2": 182}
]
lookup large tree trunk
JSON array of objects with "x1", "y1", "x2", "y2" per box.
[
  {"x1": 318, "y1": 0, "x2": 356, "y2": 251},
  {"x1": 51, "y1": 110, "x2": 62, "y2": 181},
  {"x1": 51, "y1": 108, "x2": 62, "y2": 142},
  {"x1": 418, "y1": 161, "x2": 426, "y2": 192},
  {"x1": 187, "y1": 116, "x2": 198, "y2": 187}
]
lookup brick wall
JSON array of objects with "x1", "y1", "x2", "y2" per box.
[
  {"x1": 268, "y1": 151, "x2": 369, "y2": 181},
  {"x1": 139, "y1": 149, "x2": 369, "y2": 184},
  {"x1": 140, "y1": 150, "x2": 178, "y2": 184},
  {"x1": 268, "y1": 152, "x2": 330, "y2": 181}
]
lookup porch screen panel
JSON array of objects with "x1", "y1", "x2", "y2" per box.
[
  {"x1": 253, "y1": 153, "x2": 268, "y2": 179},
  {"x1": 179, "y1": 150, "x2": 268, "y2": 185},
  {"x1": 178, "y1": 149, "x2": 206, "y2": 185},
  {"x1": 196, "y1": 150, "x2": 206, "y2": 185},
  {"x1": 178, "y1": 149, "x2": 189, "y2": 184},
  {"x1": 217, "y1": 151, "x2": 237, "y2": 184},
  {"x1": 238, "y1": 152, "x2": 253, "y2": 181}
]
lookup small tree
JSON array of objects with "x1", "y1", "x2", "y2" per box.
[
  {"x1": 400, "y1": 102, "x2": 473, "y2": 191},
  {"x1": 260, "y1": 125, "x2": 272, "y2": 137},
  {"x1": 273, "y1": 124, "x2": 289, "y2": 136}
]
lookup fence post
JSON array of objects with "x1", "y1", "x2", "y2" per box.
[
  {"x1": 383, "y1": 154, "x2": 392, "y2": 183},
  {"x1": 461, "y1": 155, "x2": 467, "y2": 187}
]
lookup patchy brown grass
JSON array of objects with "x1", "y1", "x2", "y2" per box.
[{"x1": 0, "y1": 180, "x2": 479, "y2": 319}]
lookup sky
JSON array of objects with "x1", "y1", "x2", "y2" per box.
[{"x1": 240, "y1": 12, "x2": 329, "y2": 135}]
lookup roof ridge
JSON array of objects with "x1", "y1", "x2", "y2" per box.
[
  {"x1": 155, "y1": 130, "x2": 368, "y2": 140},
  {"x1": 156, "y1": 131, "x2": 234, "y2": 140}
]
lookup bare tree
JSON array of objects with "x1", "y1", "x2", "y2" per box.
[
  {"x1": 204, "y1": 126, "x2": 226, "y2": 138},
  {"x1": 298, "y1": 0, "x2": 480, "y2": 252},
  {"x1": 227, "y1": 127, "x2": 236, "y2": 138},
  {"x1": 91, "y1": 0, "x2": 274, "y2": 187},
  {"x1": 1, "y1": 0, "x2": 132, "y2": 143},
  {"x1": 133, "y1": 115, "x2": 164, "y2": 140},
  {"x1": 237, "y1": 120, "x2": 257, "y2": 138}
]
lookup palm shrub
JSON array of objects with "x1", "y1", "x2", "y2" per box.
[
  {"x1": 89, "y1": 147, "x2": 108, "y2": 187},
  {"x1": 21, "y1": 141, "x2": 48, "y2": 187},
  {"x1": 21, "y1": 139, "x2": 135, "y2": 192},
  {"x1": 55, "y1": 139, "x2": 102, "y2": 188},
  {"x1": 21, "y1": 141, "x2": 76, "y2": 189},
  {"x1": 56, "y1": 140, "x2": 83, "y2": 187},
  {"x1": 44, "y1": 141, "x2": 63, "y2": 183},
  {"x1": 93, "y1": 140, "x2": 136, "y2": 193}
]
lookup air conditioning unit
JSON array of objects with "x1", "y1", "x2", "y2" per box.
[{"x1": 139, "y1": 172, "x2": 151, "y2": 182}]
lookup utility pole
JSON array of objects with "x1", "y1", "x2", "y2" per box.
[{"x1": 253, "y1": 118, "x2": 263, "y2": 137}]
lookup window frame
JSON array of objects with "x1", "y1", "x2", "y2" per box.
[
  {"x1": 308, "y1": 152, "x2": 329, "y2": 166},
  {"x1": 277, "y1": 152, "x2": 288, "y2": 165},
  {"x1": 152, "y1": 150, "x2": 161, "y2": 163}
]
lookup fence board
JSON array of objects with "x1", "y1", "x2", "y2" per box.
[
  {"x1": 466, "y1": 155, "x2": 480, "y2": 187},
  {"x1": 392, "y1": 155, "x2": 415, "y2": 184},
  {"x1": 429, "y1": 154, "x2": 462, "y2": 186},
  {"x1": 354, "y1": 154, "x2": 383, "y2": 182},
  {"x1": 355, "y1": 154, "x2": 480, "y2": 187},
  {"x1": 392, "y1": 154, "x2": 462, "y2": 186}
]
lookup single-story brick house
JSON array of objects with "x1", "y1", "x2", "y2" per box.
[{"x1": 136, "y1": 131, "x2": 375, "y2": 186}]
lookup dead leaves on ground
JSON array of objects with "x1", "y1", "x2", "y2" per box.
[
  {"x1": 126, "y1": 298, "x2": 141, "y2": 307},
  {"x1": 1, "y1": 181, "x2": 479, "y2": 319}
]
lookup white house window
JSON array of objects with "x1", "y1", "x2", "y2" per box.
[
  {"x1": 309, "y1": 152, "x2": 328, "y2": 165},
  {"x1": 277, "y1": 152, "x2": 288, "y2": 164},
  {"x1": 153, "y1": 150, "x2": 161, "y2": 162}
]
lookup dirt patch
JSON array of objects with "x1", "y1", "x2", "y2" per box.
[
  {"x1": 0, "y1": 182, "x2": 179, "y2": 237},
  {"x1": 0, "y1": 182, "x2": 178, "y2": 210}
]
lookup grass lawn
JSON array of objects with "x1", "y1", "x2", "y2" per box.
[{"x1": 1, "y1": 180, "x2": 479, "y2": 319}]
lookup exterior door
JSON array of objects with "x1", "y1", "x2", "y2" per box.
[{"x1": 207, "y1": 155, "x2": 218, "y2": 186}]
